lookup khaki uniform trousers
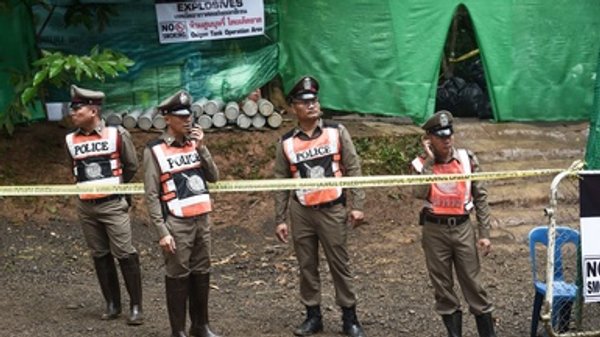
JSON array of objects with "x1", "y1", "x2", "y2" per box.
[
  {"x1": 77, "y1": 197, "x2": 136, "y2": 259},
  {"x1": 164, "y1": 214, "x2": 211, "y2": 278},
  {"x1": 289, "y1": 199, "x2": 356, "y2": 308},
  {"x1": 421, "y1": 218, "x2": 494, "y2": 315}
]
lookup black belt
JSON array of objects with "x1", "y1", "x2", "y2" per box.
[
  {"x1": 423, "y1": 213, "x2": 469, "y2": 226},
  {"x1": 80, "y1": 194, "x2": 122, "y2": 204}
]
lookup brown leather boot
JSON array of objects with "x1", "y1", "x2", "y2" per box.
[
  {"x1": 118, "y1": 253, "x2": 144, "y2": 325},
  {"x1": 93, "y1": 254, "x2": 121, "y2": 320}
]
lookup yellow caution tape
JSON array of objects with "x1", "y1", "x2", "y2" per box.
[
  {"x1": 0, "y1": 168, "x2": 577, "y2": 196},
  {"x1": 449, "y1": 48, "x2": 480, "y2": 63}
]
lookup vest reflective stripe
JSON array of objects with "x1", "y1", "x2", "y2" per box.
[
  {"x1": 167, "y1": 194, "x2": 212, "y2": 218},
  {"x1": 151, "y1": 140, "x2": 212, "y2": 218},
  {"x1": 153, "y1": 140, "x2": 201, "y2": 173},
  {"x1": 413, "y1": 149, "x2": 473, "y2": 215},
  {"x1": 282, "y1": 127, "x2": 343, "y2": 206},
  {"x1": 65, "y1": 127, "x2": 122, "y2": 200}
]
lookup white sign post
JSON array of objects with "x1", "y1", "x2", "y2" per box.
[{"x1": 155, "y1": 0, "x2": 265, "y2": 44}]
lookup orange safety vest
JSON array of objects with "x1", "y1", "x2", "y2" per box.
[
  {"x1": 282, "y1": 124, "x2": 343, "y2": 206},
  {"x1": 411, "y1": 149, "x2": 473, "y2": 215},
  {"x1": 150, "y1": 139, "x2": 212, "y2": 218},
  {"x1": 65, "y1": 126, "x2": 122, "y2": 200}
]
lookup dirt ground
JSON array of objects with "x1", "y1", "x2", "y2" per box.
[{"x1": 0, "y1": 117, "x2": 589, "y2": 337}]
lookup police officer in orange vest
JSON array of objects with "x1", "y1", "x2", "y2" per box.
[
  {"x1": 143, "y1": 90, "x2": 220, "y2": 337},
  {"x1": 274, "y1": 76, "x2": 367, "y2": 337},
  {"x1": 65, "y1": 85, "x2": 143, "y2": 325},
  {"x1": 411, "y1": 110, "x2": 496, "y2": 337}
]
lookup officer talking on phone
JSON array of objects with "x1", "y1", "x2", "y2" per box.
[{"x1": 410, "y1": 110, "x2": 496, "y2": 337}]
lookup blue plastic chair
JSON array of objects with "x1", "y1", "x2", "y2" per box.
[{"x1": 528, "y1": 226, "x2": 579, "y2": 337}]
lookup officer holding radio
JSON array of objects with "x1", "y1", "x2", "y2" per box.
[{"x1": 143, "y1": 90, "x2": 221, "y2": 337}]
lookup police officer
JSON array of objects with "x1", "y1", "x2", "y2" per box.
[
  {"x1": 143, "y1": 90, "x2": 221, "y2": 337},
  {"x1": 65, "y1": 85, "x2": 143, "y2": 325},
  {"x1": 411, "y1": 110, "x2": 496, "y2": 337},
  {"x1": 274, "y1": 76, "x2": 367, "y2": 337}
]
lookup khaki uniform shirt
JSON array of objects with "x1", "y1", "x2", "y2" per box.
[
  {"x1": 143, "y1": 132, "x2": 219, "y2": 240},
  {"x1": 67, "y1": 122, "x2": 139, "y2": 183},
  {"x1": 273, "y1": 119, "x2": 365, "y2": 224},
  {"x1": 412, "y1": 148, "x2": 491, "y2": 239}
]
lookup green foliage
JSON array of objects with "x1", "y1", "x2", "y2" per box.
[
  {"x1": 355, "y1": 135, "x2": 422, "y2": 175},
  {"x1": 23, "y1": 46, "x2": 134, "y2": 105},
  {"x1": 0, "y1": 1, "x2": 125, "y2": 135},
  {"x1": 0, "y1": 46, "x2": 133, "y2": 135},
  {"x1": 0, "y1": 68, "x2": 34, "y2": 135}
]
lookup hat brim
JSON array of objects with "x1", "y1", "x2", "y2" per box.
[
  {"x1": 432, "y1": 127, "x2": 453, "y2": 137},
  {"x1": 292, "y1": 92, "x2": 317, "y2": 101},
  {"x1": 166, "y1": 108, "x2": 191, "y2": 116},
  {"x1": 71, "y1": 98, "x2": 102, "y2": 106}
]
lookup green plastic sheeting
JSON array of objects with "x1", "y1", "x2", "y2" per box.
[
  {"x1": 34, "y1": 0, "x2": 278, "y2": 110},
  {"x1": 0, "y1": 0, "x2": 44, "y2": 122},
  {"x1": 278, "y1": 0, "x2": 600, "y2": 124},
  {"x1": 585, "y1": 49, "x2": 600, "y2": 169}
]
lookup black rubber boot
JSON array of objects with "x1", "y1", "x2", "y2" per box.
[
  {"x1": 341, "y1": 306, "x2": 366, "y2": 337},
  {"x1": 93, "y1": 254, "x2": 122, "y2": 320},
  {"x1": 189, "y1": 273, "x2": 221, "y2": 337},
  {"x1": 293, "y1": 305, "x2": 323, "y2": 336},
  {"x1": 166, "y1": 276, "x2": 189, "y2": 337},
  {"x1": 475, "y1": 312, "x2": 497, "y2": 337},
  {"x1": 442, "y1": 311, "x2": 462, "y2": 337},
  {"x1": 118, "y1": 253, "x2": 144, "y2": 325}
]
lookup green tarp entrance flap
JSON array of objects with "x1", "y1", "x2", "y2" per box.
[{"x1": 278, "y1": 0, "x2": 600, "y2": 123}]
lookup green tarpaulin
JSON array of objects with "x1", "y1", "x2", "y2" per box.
[
  {"x1": 2, "y1": 1, "x2": 600, "y2": 124},
  {"x1": 0, "y1": 0, "x2": 44, "y2": 122},
  {"x1": 32, "y1": 0, "x2": 279, "y2": 110},
  {"x1": 585, "y1": 49, "x2": 600, "y2": 169},
  {"x1": 278, "y1": 0, "x2": 600, "y2": 123}
]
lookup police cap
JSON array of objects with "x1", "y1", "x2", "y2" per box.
[
  {"x1": 421, "y1": 110, "x2": 454, "y2": 137},
  {"x1": 286, "y1": 76, "x2": 319, "y2": 102},
  {"x1": 157, "y1": 90, "x2": 192, "y2": 116},
  {"x1": 70, "y1": 85, "x2": 105, "y2": 107}
]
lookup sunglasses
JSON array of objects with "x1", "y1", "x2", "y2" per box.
[{"x1": 69, "y1": 103, "x2": 86, "y2": 111}]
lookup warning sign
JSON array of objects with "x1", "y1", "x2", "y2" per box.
[
  {"x1": 584, "y1": 256, "x2": 600, "y2": 300},
  {"x1": 154, "y1": 0, "x2": 265, "y2": 44}
]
